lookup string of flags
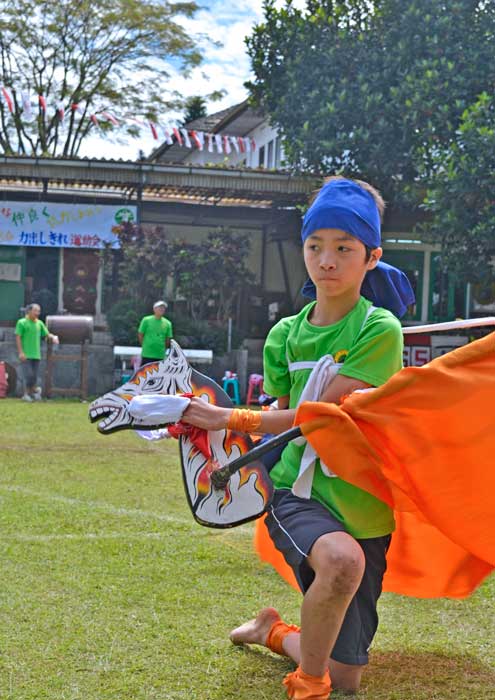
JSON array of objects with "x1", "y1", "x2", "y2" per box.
[{"x1": 0, "y1": 88, "x2": 257, "y2": 153}]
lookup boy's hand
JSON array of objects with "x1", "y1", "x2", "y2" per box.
[
  {"x1": 19, "y1": 352, "x2": 26, "y2": 362},
  {"x1": 181, "y1": 396, "x2": 232, "y2": 431}
]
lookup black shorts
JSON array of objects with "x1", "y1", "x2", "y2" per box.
[
  {"x1": 265, "y1": 488, "x2": 391, "y2": 666},
  {"x1": 140, "y1": 357, "x2": 161, "y2": 366}
]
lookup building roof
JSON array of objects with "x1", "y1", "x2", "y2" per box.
[
  {"x1": 0, "y1": 155, "x2": 319, "y2": 208},
  {"x1": 148, "y1": 100, "x2": 266, "y2": 164}
]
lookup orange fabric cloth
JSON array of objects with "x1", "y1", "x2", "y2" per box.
[
  {"x1": 283, "y1": 667, "x2": 332, "y2": 700},
  {"x1": 266, "y1": 619, "x2": 301, "y2": 656},
  {"x1": 255, "y1": 332, "x2": 495, "y2": 598}
]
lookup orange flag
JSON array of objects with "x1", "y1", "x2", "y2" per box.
[{"x1": 255, "y1": 331, "x2": 495, "y2": 598}]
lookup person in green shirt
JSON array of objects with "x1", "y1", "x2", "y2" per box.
[
  {"x1": 137, "y1": 301, "x2": 173, "y2": 365},
  {"x1": 180, "y1": 177, "x2": 414, "y2": 699},
  {"x1": 15, "y1": 303, "x2": 59, "y2": 402}
]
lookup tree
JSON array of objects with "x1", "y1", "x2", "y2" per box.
[
  {"x1": 420, "y1": 92, "x2": 495, "y2": 288},
  {"x1": 108, "y1": 222, "x2": 175, "y2": 309},
  {"x1": 0, "y1": 0, "x2": 203, "y2": 156},
  {"x1": 181, "y1": 95, "x2": 208, "y2": 125},
  {"x1": 103, "y1": 225, "x2": 254, "y2": 349},
  {"x1": 246, "y1": 0, "x2": 495, "y2": 201},
  {"x1": 173, "y1": 229, "x2": 254, "y2": 323}
]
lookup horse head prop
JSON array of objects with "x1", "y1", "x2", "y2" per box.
[{"x1": 89, "y1": 340, "x2": 273, "y2": 528}]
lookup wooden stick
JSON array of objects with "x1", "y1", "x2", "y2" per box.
[{"x1": 211, "y1": 426, "x2": 302, "y2": 490}]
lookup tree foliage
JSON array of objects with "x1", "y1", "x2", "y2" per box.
[
  {"x1": 108, "y1": 222, "x2": 175, "y2": 310},
  {"x1": 103, "y1": 225, "x2": 254, "y2": 348},
  {"x1": 246, "y1": 0, "x2": 495, "y2": 201},
  {"x1": 420, "y1": 92, "x2": 495, "y2": 287},
  {"x1": 173, "y1": 229, "x2": 254, "y2": 322},
  {"x1": 181, "y1": 95, "x2": 208, "y2": 125},
  {"x1": 0, "y1": 0, "x2": 204, "y2": 156}
]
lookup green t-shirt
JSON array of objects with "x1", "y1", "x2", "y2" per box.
[
  {"x1": 138, "y1": 315, "x2": 173, "y2": 360},
  {"x1": 15, "y1": 317, "x2": 49, "y2": 360},
  {"x1": 264, "y1": 297, "x2": 403, "y2": 539}
]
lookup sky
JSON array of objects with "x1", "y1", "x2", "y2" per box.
[{"x1": 79, "y1": 0, "x2": 305, "y2": 161}]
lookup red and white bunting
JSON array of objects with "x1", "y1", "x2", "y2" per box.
[
  {"x1": 163, "y1": 128, "x2": 173, "y2": 145},
  {"x1": 1, "y1": 87, "x2": 14, "y2": 113},
  {"x1": 0, "y1": 83, "x2": 260, "y2": 155},
  {"x1": 172, "y1": 127, "x2": 183, "y2": 146},
  {"x1": 100, "y1": 111, "x2": 119, "y2": 126},
  {"x1": 21, "y1": 91, "x2": 32, "y2": 119},
  {"x1": 180, "y1": 128, "x2": 192, "y2": 148},
  {"x1": 149, "y1": 121, "x2": 159, "y2": 140},
  {"x1": 214, "y1": 134, "x2": 223, "y2": 153},
  {"x1": 190, "y1": 129, "x2": 203, "y2": 150}
]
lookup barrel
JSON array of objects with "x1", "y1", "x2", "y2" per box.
[{"x1": 46, "y1": 315, "x2": 94, "y2": 344}]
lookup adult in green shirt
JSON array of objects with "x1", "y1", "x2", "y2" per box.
[
  {"x1": 15, "y1": 303, "x2": 59, "y2": 402},
  {"x1": 138, "y1": 300, "x2": 173, "y2": 365}
]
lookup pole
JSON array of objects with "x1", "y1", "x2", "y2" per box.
[{"x1": 402, "y1": 317, "x2": 495, "y2": 334}]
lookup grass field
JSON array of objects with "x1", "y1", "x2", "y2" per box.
[{"x1": 0, "y1": 399, "x2": 493, "y2": 700}]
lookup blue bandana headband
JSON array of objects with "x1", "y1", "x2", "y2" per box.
[{"x1": 301, "y1": 179, "x2": 415, "y2": 318}]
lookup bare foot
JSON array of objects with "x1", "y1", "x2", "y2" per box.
[{"x1": 229, "y1": 607, "x2": 281, "y2": 647}]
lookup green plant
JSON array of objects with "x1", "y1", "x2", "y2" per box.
[
  {"x1": 106, "y1": 299, "x2": 148, "y2": 346},
  {"x1": 169, "y1": 314, "x2": 243, "y2": 354},
  {"x1": 173, "y1": 228, "x2": 254, "y2": 323}
]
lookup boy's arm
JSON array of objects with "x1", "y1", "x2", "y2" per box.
[{"x1": 182, "y1": 375, "x2": 369, "y2": 434}]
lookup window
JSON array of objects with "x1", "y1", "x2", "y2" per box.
[
  {"x1": 258, "y1": 145, "x2": 265, "y2": 168},
  {"x1": 267, "y1": 139, "x2": 274, "y2": 168},
  {"x1": 275, "y1": 138, "x2": 282, "y2": 168}
]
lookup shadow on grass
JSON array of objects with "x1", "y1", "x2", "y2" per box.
[
  {"x1": 224, "y1": 646, "x2": 495, "y2": 700},
  {"x1": 359, "y1": 649, "x2": 495, "y2": 699}
]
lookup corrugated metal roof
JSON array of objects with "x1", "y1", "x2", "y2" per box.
[{"x1": 0, "y1": 155, "x2": 320, "y2": 208}]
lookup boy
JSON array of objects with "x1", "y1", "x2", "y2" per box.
[
  {"x1": 138, "y1": 300, "x2": 173, "y2": 366},
  {"x1": 182, "y1": 177, "x2": 413, "y2": 699},
  {"x1": 15, "y1": 303, "x2": 59, "y2": 401}
]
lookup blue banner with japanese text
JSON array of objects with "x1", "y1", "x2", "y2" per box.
[{"x1": 0, "y1": 202, "x2": 136, "y2": 248}]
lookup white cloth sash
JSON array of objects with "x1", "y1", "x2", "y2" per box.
[
  {"x1": 289, "y1": 304, "x2": 376, "y2": 499},
  {"x1": 291, "y1": 355, "x2": 341, "y2": 498}
]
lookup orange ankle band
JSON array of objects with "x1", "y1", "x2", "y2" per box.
[
  {"x1": 283, "y1": 666, "x2": 332, "y2": 700},
  {"x1": 227, "y1": 408, "x2": 262, "y2": 434},
  {"x1": 266, "y1": 619, "x2": 300, "y2": 656}
]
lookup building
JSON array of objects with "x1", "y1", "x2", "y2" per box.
[
  {"x1": 1, "y1": 101, "x2": 490, "y2": 380},
  {"x1": 149, "y1": 100, "x2": 482, "y2": 325}
]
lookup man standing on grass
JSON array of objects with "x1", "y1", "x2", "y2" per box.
[
  {"x1": 138, "y1": 301, "x2": 173, "y2": 366},
  {"x1": 15, "y1": 303, "x2": 59, "y2": 402}
]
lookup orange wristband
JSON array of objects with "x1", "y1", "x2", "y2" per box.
[{"x1": 227, "y1": 408, "x2": 262, "y2": 433}]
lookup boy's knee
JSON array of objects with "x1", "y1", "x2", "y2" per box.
[{"x1": 310, "y1": 534, "x2": 365, "y2": 595}]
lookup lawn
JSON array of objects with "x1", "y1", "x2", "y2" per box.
[{"x1": 0, "y1": 399, "x2": 493, "y2": 700}]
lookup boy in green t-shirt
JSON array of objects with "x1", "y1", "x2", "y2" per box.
[
  {"x1": 181, "y1": 177, "x2": 414, "y2": 699},
  {"x1": 137, "y1": 300, "x2": 173, "y2": 365},
  {"x1": 15, "y1": 303, "x2": 59, "y2": 402}
]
